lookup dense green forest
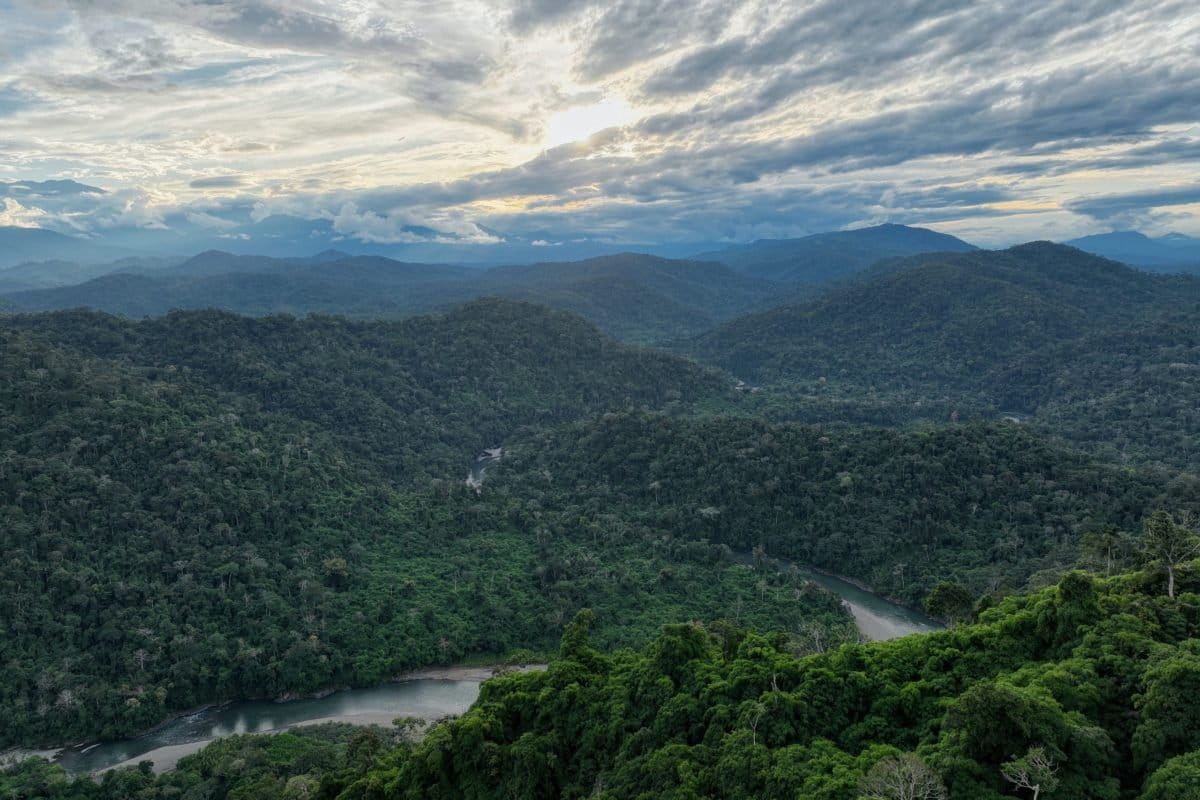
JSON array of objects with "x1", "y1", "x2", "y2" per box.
[
  {"x1": 485, "y1": 411, "x2": 1196, "y2": 604},
  {"x1": 6, "y1": 300, "x2": 730, "y2": 484},
  {"x1": 3, "y1": 241, "x2": 1199, "y2": 794},
  {"x1": 693, "y1": 243, "x2": 1200, "y2": 472},
  {"x1": 0, "y1": 309, "x2": 850, "y2": 748},
  {"x1": 6, "y1": 552, "x2": 1200, "y2": 799}
]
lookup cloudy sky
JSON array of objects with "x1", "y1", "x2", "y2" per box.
[{"x1": 1, "y1": 0, "x2": 1198, "y2": 254}]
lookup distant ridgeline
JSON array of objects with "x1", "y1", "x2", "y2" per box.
[
  {"x1": 5, "y1": 562, "x2": 1200, "y2": 799},
  {"x1": 0, "y1": 249, "x2": 779, "y2": 343},
  {"x1": 0, "y1": 224, "x2": 982, "y2": 344}
]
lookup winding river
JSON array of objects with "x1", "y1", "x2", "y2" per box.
[
  {"x1": 42, "y1": 453, "x2": 938, "y2": 776},
  {"x1": 55, "y1": 678, "x2": 483, "y2": 776},
  {"x1": 736, "y1": 552, "x2": 943, "y2": 641}
]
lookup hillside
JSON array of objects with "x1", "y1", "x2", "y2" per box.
[
  {"x1": 0, "y1": 305, "x2": 851, "y2": 747},
  {"x1": 11, "y1": 558, "x2": 1200, "y2": 799},
  {"x1": 6, "y1": 299, "x2": 732, "y2": 483},
  {"x1": 487, "y1": 411, "x2": 1191, "y2": 604},
  {"x1": 473, "y1": 253, "x2": 779, "y2": 340},
  {"x1": 696, "y1": 223, "x2": 977, "y2": 285},
  {"x1": 694, "y1": 243, "x2": 1200, "y2": 471}
]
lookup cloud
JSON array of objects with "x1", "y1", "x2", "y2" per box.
[
  {"x1": 1065, "y1": 185, "x2": 1200, "y2": 227},
  {"x1": 0, "y1": 0, "x2": 1196, "y2": 249},
  {"x1": 190, "y1": 175, "x2": 246, "y2": 189},
  {"x1": 0, "y1": 179, "x2": 107, "y2": 197}
]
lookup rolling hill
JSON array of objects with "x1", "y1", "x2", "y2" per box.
[
  {"x1": 1, "y1": 299, "x2": 828, "y2": 747},
  {"x1": 1, "y1": 251, "x2": 778, "y2": 341},
  {"x1": 6, "y1": 299, "x2": 733, "y2": 482},
  {"x1": 693, "y1": 242, "x2": 1200, "y2": 470}
]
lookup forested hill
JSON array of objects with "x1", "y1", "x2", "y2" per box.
[
  {"x1": 695, "y1": 223, "x2": 977, "y2": 284},
  {"x1": 0, "y1": 312, "x2": 851, "y2": 747},
  {"x1": 466, "y1": 253, "x2": 779, "y2": 341},
  {"x1": 5, "y1": 299, "x2": 731, "y2": 482},
  {"x1": 692, "y1": 243, "x2": 1200, "y2": 471},
  {"x1": 487, "y1": 411, "x2": 1194, "y2": 604}
]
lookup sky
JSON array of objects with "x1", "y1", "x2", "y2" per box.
[{"x1": 1, "y1": 0, "x2": 1199, "y2": 255}]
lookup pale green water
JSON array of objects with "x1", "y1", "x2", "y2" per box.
[
  {"x1": 735, "y1": 551, "x2": 943, "y2": 641},
  {"x1": 53, "y1": 553, "x2": 938, "y2": 775},
  {"x1": 56, "y1": 680, "x2": 479, "y2": 775}
]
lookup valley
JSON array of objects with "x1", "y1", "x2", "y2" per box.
[{"x1": 2, "y1": 227, "x2": 1199, "y2": 800}]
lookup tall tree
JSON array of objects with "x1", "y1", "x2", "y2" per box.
[
  {"x1": 859, "y1": 753, "x2": 947, "y2": 800},
  {"x1": 1141, "y1": 511, "x2": 1200, "y2": 598},
  {"x1": 1001, "y1": 746, "x2": 1059, "y2": 800}
]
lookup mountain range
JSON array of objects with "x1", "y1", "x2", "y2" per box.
[
  {"x1": 694, "y1": 223, "x2": 978, "y2": 283},
  {"x1": 1065, "y1": 230, "x2": 1200, "y2": 272}
]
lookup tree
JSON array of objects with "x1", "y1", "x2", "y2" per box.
[
  {"x1": 1001, "y1": 746, "x2": 1059, "y2": 800},
  {"x1": 1140, "y1": 511, "x2": 1200, "y2": 598},
  {"x1": 925, "y1": 580, "x2": 973, "y2": 627},
  {"x1": 859, "y1": 753, "x2": 947, "y2": 800},
  {"x1": 1141, "y1": 751, "x2": 1200, "y2": 800},
  {"x1": 1080, "y1": 525, "x2": 1129, "y2": 576}
]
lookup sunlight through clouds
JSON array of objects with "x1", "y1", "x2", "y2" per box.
[{"x1": 0, "y1": 0, "x2": 1198, "y2": 250}]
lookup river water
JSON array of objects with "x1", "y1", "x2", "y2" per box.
[
  {"x1": 51, "y1": 547, "x2": 937, "y2": 776},
  {"x1": 735, "y1": 552, "x2": 942, "y2": 641},
  {"x1": 55, "y1": 679, "x2": 480, "y2": 775}
]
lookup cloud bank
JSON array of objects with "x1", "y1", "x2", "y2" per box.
[{"x1": 1, "y1": 0, "x2": 1198, "y2": 252}]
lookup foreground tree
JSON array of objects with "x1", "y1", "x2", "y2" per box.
[
  {"x1": 1141, "y1": 511, "x2": 1200, "y2": 598},
  {"x1": 859, "y1": 753, "x2": 947, "y2": 800},
  {"x1": 1141, "y1": 751, "x2": 1200, "y2": 800},
  {"x1": 1001, "y1": 746, "x2": 1059, "y2": 800}
]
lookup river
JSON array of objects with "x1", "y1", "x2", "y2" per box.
[
  {"x1": 46, "y1": 492, "x2": 935, "y2": 777},
  {"x1": 49, "y1": 557, "x2": 936, "y2": 776},
  {"x1": 55, "y1": 679, "x2": 482, "y2": 776},
  {"x1": 735, "y1": 552, "x2": 943, "y2": 641}
]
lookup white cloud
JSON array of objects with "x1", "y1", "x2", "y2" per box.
[{"x1": 0, "y1": 0, "x2": 1197, "y2": 246}]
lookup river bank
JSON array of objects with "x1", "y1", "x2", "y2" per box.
[
  {"x1": 36, "y1": 662, "x2": 546, "y2": 777},
  {"x1": 735, "y1": 550, "x2": 943, "y2": 641}
]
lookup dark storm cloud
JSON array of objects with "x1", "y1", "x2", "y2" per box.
[
  {"x1": 0, "y1": 179, "x2": 107, "y2": 197},
  {"x1": 639, "y1": 58, "x2": 1200, "y2": 177},
  {"x1": 639, "y1": 0, "x2": 1159, "y2": 98},
  {"x1": 1065, "y1": 186, "x2": 1200, "y2": 222}
]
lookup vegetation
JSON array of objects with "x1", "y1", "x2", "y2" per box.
[
  {"x1": 693, "y1": 243, "x2": 1200, "y2": 472},
  {"x1": 0, "y1": 310, "x2": 849, "y2": 748},
  {"x1": 7, "y1": 557, "x2": 1200, "y2": 799},
  {"x1": 486, "y1": 411, "x2": 1194, "y2": 604},
  {"x1": 7, "y1": 300, "x2": 730, "y2": 484},
  {"x1": 3, "y1": 234, "x2": 1199, "y2": 796}
]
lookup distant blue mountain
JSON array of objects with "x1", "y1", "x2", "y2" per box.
[
  {"x1": 1064, "y1": 231, "x2": 1200, "y2": 272},
  {"x1": 694, "y1": 223, "x2": 978, "y2": 284},
  {"x1": 0, "y1": 226, "x2": 138, "y2": 269}
]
